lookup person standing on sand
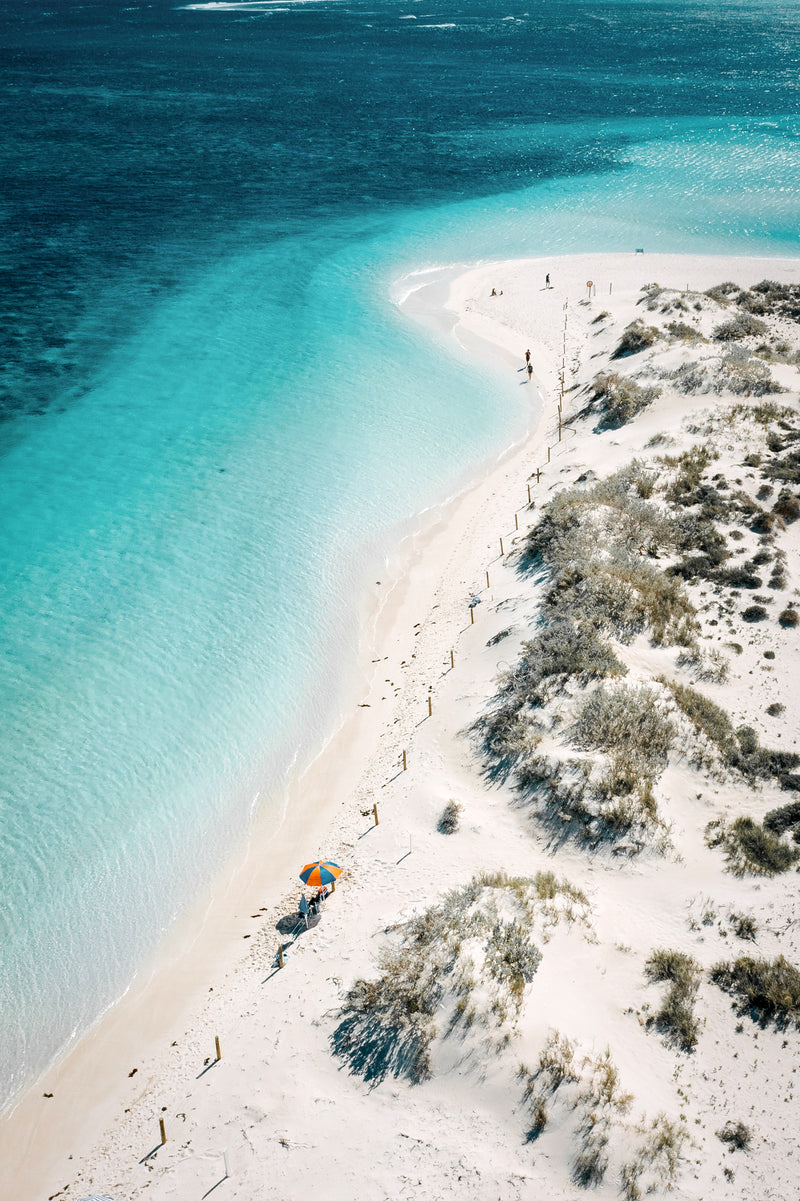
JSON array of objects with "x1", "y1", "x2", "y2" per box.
[
  {"x1": 525, "y1": 348, "x2": 531, "y2": 364},
  {"x1": 545, "y1": 273, "x2": 550, "y2": 288},
  {"x1": 527, "y1": 363, "x2": 533, "y2": 382}
]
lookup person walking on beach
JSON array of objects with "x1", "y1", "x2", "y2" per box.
[
  {"x1": 525, "y1": 348, "x2": 531, "y2": 365},
  {"x1": 527, "y1": 362, "x2": 533, "y2": 382},
  {"x1": 545, "y1": 273, "x2": 550, "y2": 289}
]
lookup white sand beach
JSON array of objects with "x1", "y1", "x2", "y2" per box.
[{"x1": 4, "y1": 252, "x2": 800, "y2": 1201}]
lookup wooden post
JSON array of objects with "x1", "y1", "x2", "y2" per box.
[
  {"x1": 514, "y1": 512, "x2": 519, "y2": 530},
  {"x1": 536, "y1": 468, "x2": 541, "y2": 483},
  {"x1": 527, "y1": 482, "x2": 531, "y2": 503},
  {"x1": 373, "y1": 802, "x2": 379, "y2": 825},
  {"x1": 277, "y1": 945, "x2": 285, "y2": 969},
  {"x1": 159, "y1": 1118, "x2": 167, "y2": 1145},
  {"x1": 215, "y1": 1035, "x2": 222, "y2": 1061},
  {"x1": 470, "y1": 606, "x2": 474, "y2": 624},
  {"x1": 402, "y1": 749, "x2": 407, "y2": 771},
  {"x1": 450, "y1": 649, "x2": 454, "y2": 669},
  {"x1": 499, "y1": 537, "x2": 504, "y2": 556},
  {"x1": 485, "y1": 570, "x2": 490, "y2": 588},
  {"x1": 558, "y1": 421, "x2": 562, "y2": 442},
  {"x1": 427, "y1": 695, "x2": 432, "y2": 717},
  {"x1": 547, "y1": 445, "x2": 551, "y2": 463}
]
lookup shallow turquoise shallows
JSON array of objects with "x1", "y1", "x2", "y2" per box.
[{"x1": 2, "y1": 0, "x2": 800, "y2": 1110}]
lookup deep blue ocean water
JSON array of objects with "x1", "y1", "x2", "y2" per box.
[{"x1": 2, "y1": 0, "x2": 800, "y2": 1110}]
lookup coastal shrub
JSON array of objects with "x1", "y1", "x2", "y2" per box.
[
  {"x1": 716, "y1": 1120, "x2": 752, "y2": 1152},
  {"x1": 742, "y1": 604, "x2": 768, "y2": 622},
  {"x1": 763, "y1": 800, "x2": 800, "y2": 837},
  {"x1": 713, "y1": 313, "x2": 768, "y2": 341},
  {"x1": 766, "y1": 702, "x2": 786, "y2": 717},
  {"x1": 714, "y1": 352, "x2": 783, "y2": 397},
  {"x1": 705, "y1": 816, "x2": 800, "y2": 876},
  {"x1": 573, "y1": 684, "x2": 674, "y2": 767},
  {"x1": 773, "y1": 490, "x2": 800, "y2": 522},
  {"x1": 612, "y1": 320, "x2": 661, "y2": 359},
  {"x1": 658, "y1": 677, "x2": 735, "y2": 759},
  {"x1": 676, "y1": 647, "x2": 729, "y2": 684},
  {"x1": 589, "y1": 371, "x2": 661, "y2": 428},
  {"x1": 437, "y1": 799, "x2": 461, "y2": 835},
  {"x1": 729, "y1": 912, "x2": 758, "y2": 941},
  {"x1": 644, "y1": 949, "x2": 701, "y2": 1051},
  {"x1": 665, "y1": 443, "x2": 718, "y2": 504},
  {"x1": 705, "y1": 281, "x2": 740, "y2": 303},
  {"x1": 714, "y1": 566, "x2": 762, "y2": 589},
  {"x1": 710, "y1": 954, "x2": 800, "y2": 1024},
  {"x1": 779, "y1": 607, "x2": 799, "y2": 628},
  {"x1": 474, "y1": 618, "x2": 627, "y2": 776},
  {"x1": 666, "y1": 321, "x2": 705, "y2": 342},
  {"x1": 726, "y1": 727, "x2": 800, "y2": 788},
  {"x1": 670, "y1": 360, "x2": 708, "y2": 394}
]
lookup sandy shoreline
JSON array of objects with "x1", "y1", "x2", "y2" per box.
[
  {"x1": 5, "y1": 251, "x2": 800, "y2": 1200},
  {"x1": 0, "y1": 260, "x2": 550, "y2": 1198}
]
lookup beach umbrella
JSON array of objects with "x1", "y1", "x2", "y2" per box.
[{"x1": 299, "y1": 860, "x2": 342, "y2": 888}]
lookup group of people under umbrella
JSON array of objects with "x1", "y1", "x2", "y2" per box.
[{"x1": 297, "y1": 859, "x2": 341, "y2": 927}]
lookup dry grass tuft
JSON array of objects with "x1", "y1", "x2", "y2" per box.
[
  {"x1": 644, "y1": 949, "x2": 701, "y2": 1051},
  {"x1": 705, "y1": 817, "x2": 800, "y2": 876},
  {"x1": 710, "y1": 955, "x2": 800, "y2": 1025}
]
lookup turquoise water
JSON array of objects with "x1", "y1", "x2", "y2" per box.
[{"x1": 2, "y1": 0, "x2": 800, "y2": 1110}]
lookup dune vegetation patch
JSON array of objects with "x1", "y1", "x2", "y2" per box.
[
  {"x1": 519, "y1": 1031, "x2": 687, "y2": 1198},
  {"x1": 710, "y1": 955, "x2": 800, "y2": 1026},
  {"x1": 588, "y1": 371, "x2": 661, "y2": 428},
  {"x1": 330, "y1": 873, "x2": 590, "y2": 1085},
  {"x1": 644, "y1": 949, "x2": 701, "y2": 1052},
  {"x1": 705, "y1": 816, "x2": 800, "y2": 877}
]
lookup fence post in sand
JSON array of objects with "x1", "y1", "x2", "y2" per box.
[
  {"x1": 373, "y1": 802, "x2": 379, "y2": 826},
  {"x1": 277, "y1": 945, "x2": 285, "y2": 969},
  {"x1": 485, "y1": 569, "x2": 490, "y2": 588},
  {"x1": 499, "y1": 537, "x2": 504, "y2": 556},
  {"x1": 402, "y1": 749, "x2": 407, "y2": 771},
  {"x1": 470, "y1": 606, "x2": 474, "y2": 624},
  {"x1": 427, "y1": 695, "x2": 432, "y2": 718},
  {"x1": 215, "y1": 1035, "x2": 222, "y2": 1062},
  {"x1": 450, "y1": 649, "x2": 454, "y2": 669},
  {"x1": 527, "y1": 483, "x2": 531, "y2": 503},
  {"x1": 514, "y1": 513, "x2": 519, "y2": 531},
  {"x1": 558, "y1": 421, "x2": 562, "y2": 442},
  {"x1": 547, "y1": 445, "x2": 551, "y2": 463},
  {"x1": 159, "y1": 1117, "x2": 167, "y2": 1145}
]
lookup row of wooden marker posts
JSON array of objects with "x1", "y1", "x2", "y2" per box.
[{"x1": 158, "y1": 312, "x2": 576, "y2": 1153}]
